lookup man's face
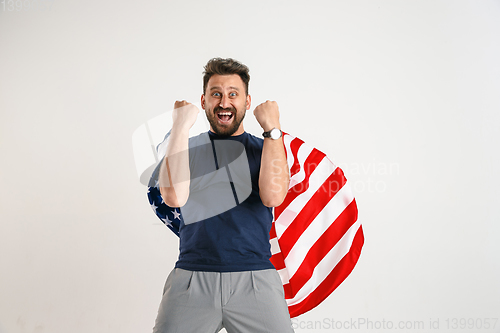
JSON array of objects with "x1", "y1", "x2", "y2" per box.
[{"x1": 201, "y1": 74, "x2": 251, "y2": 137}]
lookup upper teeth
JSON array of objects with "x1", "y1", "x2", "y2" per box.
[{"x1": 219, "y1": 112, "x2": 232, "y2": 116}]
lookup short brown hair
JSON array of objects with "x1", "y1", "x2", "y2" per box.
[{"x1": 203, "y1": 58, "x2": 250, "y2": 95}]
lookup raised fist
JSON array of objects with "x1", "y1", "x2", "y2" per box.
[
  {"x1": 253, "y1": 100, "x2": 280, "y2": 132},
  {"x1": 172, "y1": 100, "x2": 199, "y2": 131}
]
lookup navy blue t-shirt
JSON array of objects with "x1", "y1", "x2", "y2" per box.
[{"x1": 175, "y1": 131, "x2": 275, "y2": 272}]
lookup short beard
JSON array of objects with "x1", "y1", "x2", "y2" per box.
[{"x1": 206, "y1": 106, "x2": 246, "y2": 137}]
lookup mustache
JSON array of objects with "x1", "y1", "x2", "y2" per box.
[{"x1": 214, "y1": 106, "x2": 237, "y2": 114}]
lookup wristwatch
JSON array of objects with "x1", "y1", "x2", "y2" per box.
[{"x1": 262, "y1": 128, "x2": 282, "y2": 140}]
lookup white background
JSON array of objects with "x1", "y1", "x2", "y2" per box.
[{"x1": 1, "y1": 1, "x2": 499, "y2": 332}]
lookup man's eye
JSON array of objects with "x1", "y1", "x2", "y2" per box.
[
  {"x1": 213, "y1": 92, "x2": 221, "y2": 97},
  {"x1": 230, "y1": 92, "x2": 237, "y2": 97}
]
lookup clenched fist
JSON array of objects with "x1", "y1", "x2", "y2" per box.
[
  {"x1": 253, "y1": 100, "x2": 281, "y2": 132},
  {"x1": 172, "y1": 100, "x2": 199, "y2": 131}
]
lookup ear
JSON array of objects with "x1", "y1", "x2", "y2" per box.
[
  {"x1": 246, "y1": 94, "x2": 251, "y2": 110},
  {"x1": 201, "y1": 94, "x2": 205, "y2": 110}
]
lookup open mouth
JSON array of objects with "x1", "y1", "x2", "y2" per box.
[{"x1": 217, "y1": 111, "x2": 234, "y2": 124}]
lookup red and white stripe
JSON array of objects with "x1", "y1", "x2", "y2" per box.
[{"x1": 270, "y1": 133, "x2": 364, "y2": 318}]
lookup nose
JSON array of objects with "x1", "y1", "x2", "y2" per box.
[{"x1": 220, "y1": 94, "x2": 231, "y2": 109}]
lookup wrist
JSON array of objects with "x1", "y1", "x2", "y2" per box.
[
  {"x1": 171, "y1": 123, "x2": 191, "y2": 135},
  {"x1": 261, "y1": 122, "x2": 281, "y2": 132},
  {"x1": 262, "y1": 127, "x2": 282, "y2": 140}
]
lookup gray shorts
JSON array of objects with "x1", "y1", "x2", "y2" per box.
[{"x1": 152, "y1": 268, "x2": 295, "y2": 333}]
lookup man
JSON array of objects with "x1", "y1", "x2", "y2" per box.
[{"x1": 152, "y1": 58, "x2": 294, "y2": 333}]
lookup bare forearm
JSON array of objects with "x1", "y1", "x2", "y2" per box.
[
  {"x1": 259, "y1": 136, "x2": 289, "y2": 207},
  {"x1": 254, "y1": 100, "x2": 289, "y2": 207},
  {"x1": 159, "y1": 126, "x2": 190, "y2": 207},
  {"x1": 159, "y1": 101, "x2": 198, "y2": 207}
]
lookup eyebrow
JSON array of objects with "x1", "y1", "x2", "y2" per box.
[{"x1": 210, "y1": 86, "x2": 240, "y2": 91}]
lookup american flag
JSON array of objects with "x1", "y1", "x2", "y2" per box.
[
  {"x1": 147, "y1": 132, "x2": 363, "y2": 318},
  {"x1": 269, "y1": 132, "x2": 363, "y2": 318}
]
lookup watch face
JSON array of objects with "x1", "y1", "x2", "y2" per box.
[{"x1": 270, "y1": 128, "x2": 281, "y2": 140}]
